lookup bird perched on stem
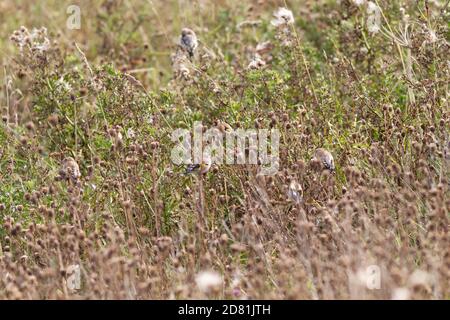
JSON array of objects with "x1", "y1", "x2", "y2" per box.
[
  {"x1": 179, "y1": 28, "x2": 198, "y2": 59},
  {"x1": 312, "y1": 148, "x2": 335, "y2": 172},
  {"x1": 185, "y1": 154, "x2": 211, "y2": 175},
  {"x1": 60, "y1": 157, "x2": 81, "y2": 183},
  {"x1": 287, "y1": 180, "x2": 303, "y2": 204}
]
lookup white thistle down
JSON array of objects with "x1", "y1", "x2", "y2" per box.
[
  {"x1": 427, "y1": 29, "x2": 438, "y2": 43},
  {"x1": 366, "y1": 2, "x2": 381, "y2": 34},
  {"x1": 247, "y1": 56, "x2": 266, "y2": 70},
  {"x1": 271, "y1": 7, "x2": 294, "y2": 27},
  {"x1": 391, "y1": 287, "x2": 411, "y2": 300},
  {"x1": 195, "y1": 271, "x2": 223, "y2": 293},
  {"x1": 10, "y1": 26, "x2": 51, "y2": 54},
  {"x1": 231, "y1": 271, "x2": 242, "y2": 288},
  {"x1": 408, "y1": 269, "x2": 433, "y2": 287},
  {"x1": 56, "y1": 77, "x2": 72, "y2": 92},
  {"x1": 353, "y1": 0, "x2": 366, "y2": 6},
  {"x1": 127, "y1": 127, "x2": 136, "y2": 139}
]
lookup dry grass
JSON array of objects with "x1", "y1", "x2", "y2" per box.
[{"x1": 0, "y1": 0, "x2": 449, "y2": 299}]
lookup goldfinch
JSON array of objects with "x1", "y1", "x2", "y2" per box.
[
  {"x1": 288, "y1": 180, "x2": 303, "y2": 204},
  {"x1": 312, "y1": 148, "x2": 335, "y2": 172},
  {"x1": 185, "y1": 154, "x2": 211, "y2": 175}
]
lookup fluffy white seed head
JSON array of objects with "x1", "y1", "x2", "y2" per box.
[
  {"x1": 271, "y1": 7, "x2": 294, "y2": 27},
  {"x1": 195, "y1": 270, "x2": 223, "y2": 293}
]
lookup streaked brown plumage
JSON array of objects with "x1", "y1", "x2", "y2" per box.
[
  {"x1": 312, "y1": 148, "x2": 335, "y2": 172},
  {"x1": 60, "y1": 157, "x2": 81, "y2": 181},
  {"x1": 288, "y1": 180, "x2": 303, "y2": 204}
]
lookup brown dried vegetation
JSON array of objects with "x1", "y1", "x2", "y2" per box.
[{"x1": 0, "y1": 0, "x2": 448, "y2": 299}]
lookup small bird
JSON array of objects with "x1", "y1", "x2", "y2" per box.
[
  {"x1": 255, "y1": 41, "x2": 273, "y2": 55},
  {"x1": 247, "y1": 56, "x2": 266, "y2": 70},
  {"x1": 60, "y1": 157, "x2": 81, "y2": 182},
  {"x1": 215, "y1": 119, "x2": 233, "y2": 134},
  {"x1": 185, "y1": 154, "x2": 211, "y2": 175},
  {"x1": 312, "y1": 148, "x2": 335, "y2": 172},
  {"x1": 287, "y1": 180, "x2": 303, "y2": 204},
  {"x1": 179, "y1": 28, "x2": 198, "y2": 59}
]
